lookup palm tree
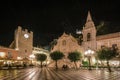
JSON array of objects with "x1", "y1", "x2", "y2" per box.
[
  {"x1": 96, "y1": 47, "x2": 117, "y2": 72},
  {"x1": 35, "y1": 54, "x2": 47, "y2": 68},
  {"x1": 68, "y1": 51, "x2": 82, "y2": 69},
  {"x1": 50, "y1": 51, "x2": 64, "y2": 70}
]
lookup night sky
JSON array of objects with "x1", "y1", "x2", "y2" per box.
[{"x1": 0, "y1": 0, "x2": 120, "y2": 47}]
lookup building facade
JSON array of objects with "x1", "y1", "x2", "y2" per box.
[
  {"x1": 10, "y1": 26, "x2": 33, "y2": 58},
  {"x1": 32, "y1": 47, "x2": 50, "y2": 65},
  {"x1": 51, "y1": 11, "x2": 120, "y2": 67},
  {"x1": 51, "y1": 32, "x2": 83, "y2": 54},
  {"x1": 0, "y1": 46, "x2": 18, "y2": 66},
  {"x1": 50, "y1": 33, "x2": 83, "y2": 68},
  {"x1": 82, "y1": 11, "x2": 120, "y2": 58},
  {"x1": 0, "y1": 26, "x2": 33, "y2": 66},
  {"x1": 0, "y1": 46, "x2": 18, "y2": 60}
]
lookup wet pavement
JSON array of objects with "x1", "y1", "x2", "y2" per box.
[{"x1": 0, "y1": 67, "x2": 120, "y2": 80}]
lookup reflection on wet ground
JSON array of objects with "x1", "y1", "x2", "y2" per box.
[{"x1": 0, "y1": 67, "x2": 120, "y2": 80}]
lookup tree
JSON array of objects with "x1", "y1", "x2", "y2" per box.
[
  {"x1": 96, "y1": 47, "x2": 117, "y2": 72},
  {"x1": 50, "y1": 51, "x2": 64, "y2": 70},
  {"x1": 96, "y1": 21, "x2": 110, "y2": 35},
  {"x1": 49, "y1": 39, "x2": 57, "y2": 51},
  {"x1": 68, "y1": 51, "x2": 82, "y2": 69},
  {"x1": 35, "y1": 54, "x2": 47, "y2": 68}
]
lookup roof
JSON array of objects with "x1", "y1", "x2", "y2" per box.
[
  {"x1": 86, "y1": 11, "x2": 93, "y2": 22},
  {"x1": 97, "y1": 32, "x2": 120, "y2": 40}
]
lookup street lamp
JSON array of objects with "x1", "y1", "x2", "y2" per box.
[
  {"x1": 29, "y1": 54, "x2": 35, "y2": 64},
  {"x1": 85, "y1": 49, "x2": 94, "y2": 70}
]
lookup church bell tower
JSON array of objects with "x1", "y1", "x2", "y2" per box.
[{"x1": 82, "y1": 11, "x2": 97, "y2": 51}]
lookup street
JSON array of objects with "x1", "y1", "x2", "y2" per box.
[{"x1": 0, "y1": 67, "x2": 120, "y2": 80}]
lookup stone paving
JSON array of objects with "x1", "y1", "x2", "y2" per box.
[{"x1": 0, "y1": 67, "x2": 120, "y2": 80}]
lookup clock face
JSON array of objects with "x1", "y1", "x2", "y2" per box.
[{"x1": 24, "y1": 34, "x2": 29, "y2": 38}]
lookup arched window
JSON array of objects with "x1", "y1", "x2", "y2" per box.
[
  {"x1": 8, "y1": 52, "x2": 12, "y2": 58},
  {"x1": 25, "y1": 49, "x2": 27, "y2": 53},
  {"x1": 112, "y1": 44, "x2": 118, "y2": 49},
  {"x1": 62, "y1": 40, "x2": 66, "y2": 46},
  {"x1": 87, "y1": 33, "x2": 91, "y2": 41}
]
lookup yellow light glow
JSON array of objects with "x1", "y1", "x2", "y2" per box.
[
  {"x1": 47, "y1": 61, "x2": 50, "y2": 64},
  {"x1": 92, "y1": 57, "x2": 96, "y2": 64},
  {"x1": 0, "y1": 52, "x2": 5, "y2": 58},
  {"x1": 29, "y1": 54, "x2": 35, "y2": 59},
  {"x1": 84, "y1": 58, "x2": 87, "y2": 61},
  {"x1": 17, "y1": 57, "x2": 22, "y2": 60}
]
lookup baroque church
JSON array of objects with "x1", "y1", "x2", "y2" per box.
[{"x1": 50, "y1": 11, "x2": 120, "y2": 68}]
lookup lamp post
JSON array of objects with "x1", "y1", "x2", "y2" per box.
[{"x1": 85, "y1": 49, "x2": 94, "y2": 70}]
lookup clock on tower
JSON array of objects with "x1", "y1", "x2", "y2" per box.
[{"x1": 24, "y1": 34, "x2": 29, "y2": 38}]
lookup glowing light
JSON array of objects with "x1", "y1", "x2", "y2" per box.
[
  {"x1": 15, "y1": 48, "x2": 19, "y2": 50},
  {"x1": 39, "y1": 51, "x2": 44, "y2": 53},
  {"x1": 24, "y1": 34, "x2": 29, "y2": 38},
  {"x1": 85, "y1": 49, "x2": 94, "y2": 55},
  {"x1": 0, "y1": 52, "x2": 5, "y2": 58},
  {"x1": 84, "y1": 49, "x2": 95, "y2": 70},
  {"x1": 76, "y1": 29, "x2": 82, "y2": 34},
  {"x1": 29, "y1": 54, "x2": 35, "y2": 59},
  {"x1": 84, "y1": 58, "x2": 87, "y2": 61},
  {"x1": 92, "y1": 57, "x2": 96, "y2": 63},
  {"x1": 85, "y1": 51, "x2": 88, "y2": 55},
  {"x1": 17, "y1": 56, "x2": 22, "y2": 60}
]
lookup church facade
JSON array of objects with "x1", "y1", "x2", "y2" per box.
[
  {"x1": 51, "y1": 33, "x2": 83, "y2": 55},
  {"x1": 51, "y1": 11, "x2": 120, "y2": 67},
  {"x1": 50, "y1": 33, "x2": 83, "y2": 68},
  {"x1": 82, "y1": 11, "x2": 120, "y2": 53}
]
